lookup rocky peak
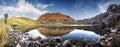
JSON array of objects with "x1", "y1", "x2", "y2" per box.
[
  {"x1": 83, "y1": 4, "x2": 120, "y2": 26},
  {"x1": 56, "y1": 12, "x2": 61, "y2": 14},
  {"x1": 107, "y1": 4, "x2": 120, "y2": 13}
]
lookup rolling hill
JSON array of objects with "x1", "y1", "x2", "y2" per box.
[
  {"x1": 36, "y1": 12, "x2": 74, "y2": 22},
  {"x1": 0, "y1": 16, "x2": 39, "y2": 32}
]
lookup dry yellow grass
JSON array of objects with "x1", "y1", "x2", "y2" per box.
[
  {"x1": 7, "y1": 17, "x2": 40, "y2": 32},
  {"x1": 0, "y1": 16, "x2": 39, "y2": 47},
  {"x1": 0, "y1": 22, "x2": 9, "y2": 47}
]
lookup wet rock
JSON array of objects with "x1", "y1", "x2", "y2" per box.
[
  {"x1": 62, "y1": 40, "x2": 73, "y2": 47},
  {"x1": 99, "y1": 37, "x2": 112, "y2": 47}
]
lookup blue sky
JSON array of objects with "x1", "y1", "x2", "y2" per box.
[{"x1": 0, "y1": 0, "x2": 120, "y2": 20}]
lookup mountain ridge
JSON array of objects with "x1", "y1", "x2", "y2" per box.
[{"x1": 82, "y1": 4, "x2": 120, "y2": 28}]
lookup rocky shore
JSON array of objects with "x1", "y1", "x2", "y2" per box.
[{"x1": 8, "y1": 25, "x2": 120, "y2": 47}]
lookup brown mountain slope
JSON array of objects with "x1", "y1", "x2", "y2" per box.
[{"x1": 36, "y1": 12, "x2": 74, "y2": 22}]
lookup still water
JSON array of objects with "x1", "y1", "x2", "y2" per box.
[
  {"x1": 28, "y1": 25, "x2": 101, "y2": 43},
  {"x1": 62, "y1": 29, "x2": 101, "y2": 43}
]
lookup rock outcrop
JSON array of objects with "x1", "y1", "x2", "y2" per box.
[{"x1": 107, "y1": 4, "x2": 120, "y2": 13}]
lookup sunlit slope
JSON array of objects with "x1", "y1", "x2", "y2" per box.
[
  {"x1": 0, "y1": 17, "x2": 39, "y2": 46},
  {"x1": 8, "y1": 17, "x2": 40, "y2": 32},
  {"x1": 8, "y1": 17, "x2": 38, "y2": 25},
  {"x1": 0, "y1": 16, "x2": 39, "y2": 32}
]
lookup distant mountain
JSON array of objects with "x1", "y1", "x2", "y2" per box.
[
  {"x1": 36, "y1": 12, "x2": 74, "y2": 22},
  {"x1": 82, "y1": 4, "x2": 120, "y2": 28}
]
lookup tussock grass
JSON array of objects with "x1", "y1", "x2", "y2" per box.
[
  {"x1": 6, "y1": 16, "x2": 39, "y2": 32},
  {"x1": 0, "y1": 22, "x2": 9, "y2": 47},
  {"x1": 0, "y1": 16, "x2": 40, "y2": 47}
]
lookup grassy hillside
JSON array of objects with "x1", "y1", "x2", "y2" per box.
[
  {"x1": 7, "y1": 16, "x2": 40, "y2": 32},
  {"x1": 0, "y1": 16, "x2": 40, "y2": 47},
  {"x1": 7, "y1": 17, "x2": 38, "y2": 25},
  {"x1": 0, "y1": 16, "x2": 40, "y2": 32}
]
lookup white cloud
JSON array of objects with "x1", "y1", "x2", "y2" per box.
[
  {"x1": 37, "y1": 3, "x2": 54, "y2": 9},
  {"x1": 98, "y1": 0, "x2": 120, "y2": 13},
  {"x1": 0, "y1": 0, "x2": 49, "y2": 19}
]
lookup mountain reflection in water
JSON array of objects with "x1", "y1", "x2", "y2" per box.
[
  {"x1": 28, "y1": 25, "x2": 101, "y2": 43},
  {"x1": 37, "y1": 27, "x2": 73, "y2": 36},
  {"x1": 37, "y1": 25, "x2": 99, "y2": 36}
]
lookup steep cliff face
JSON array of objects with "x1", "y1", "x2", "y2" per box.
[
  {"x1": 83, "y1": 4, "x2": 120, "y2": 27},
  {"x1": 107, "y1": 4, "x2": 120, "y2": 13},
  {"x1": 36, "y1": 12, "x2": 74, "y2": 22}
]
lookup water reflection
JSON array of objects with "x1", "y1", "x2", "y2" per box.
[
  {"x1": 27, "y1": 29, "x2": 47, "y2": 39},
  {"x1": 35, "y1": 25, "x2": 101, "y2": 43},
  {"x1": 37, "y1": 27, "x2": 73, "y2": 36},
  {"x1": 62, "y1": 29, "x2": 101, "y2": 43},
  {"x1": 37, "y1": 25, "x2": 99, "y2": 36},
  {"x1": 28, "y1": 29, "x2": 101, "y2": 43}
]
